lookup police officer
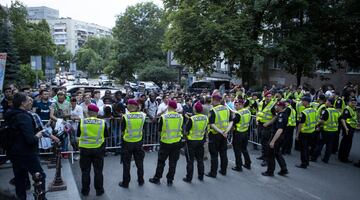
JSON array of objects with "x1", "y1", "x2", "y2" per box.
[
  {"x1": 296, "y1": 96, "x2": 317, "y2": 169},
  {"x1": 312, "y1": 98, "x2": 340, "y2": 163},
  {"x1": 256, "y1": 92, "x2": 276, "y2": 166},
  {"x1": 149, "y1": 100, "x2": 183, "y2": 186},
  {"x1": 339, "y1": 97, "x2": 358, "y2": 163},
  {"x1": 281, "y1": 99, "x2": 296, "y2": 155},
  {"x1": 333, "y1": 93, "x2": 345, "y2": 154},
  {"x1": 183, "y1": 101, "x2": 208, "y2": 183},
  {"x1": 119, "y1": 99, "x2": 146, "y2": 188},
  {"x1": 232, "y1": 99, "x2": 252, "y2": 171},
  {"x1": 77, "y1": 104, "x2": 108, "y2": 196},
  {"x1": 206, "y1": 94, "x2": 233, "y2": 178},
  {"x1": 262, "y1": 101, "x2": 289, "y2": 176}
]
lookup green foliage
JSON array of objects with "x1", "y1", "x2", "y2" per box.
[
  {"x1": 111, "y1": 2, "x2": 167, "y2": 82},
  {"x1": 0, "y1": 16, "x2": 21, "y2": 86},
  {"x1": 54, "y1": 45, "x2": 72, "y2": 70},
  {"x1": 138, "y1": 59, "x2": 177, "y2": 84},
  {"x1": 75, "y1": 48, "x2": 102, "y2": 76},
  {"x1": 7, "y1": 1, "x2": 55, "y2": 64},
  {"x1": 18, "y1": 64, "x2": 44, "y2": 86},
  {"x1": 75, "y1": 36, "x2": 114, "y2": 76}
]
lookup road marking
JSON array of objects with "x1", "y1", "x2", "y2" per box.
[{"x1": 289, "y1": 185, "x2": 322, "y2": 200}]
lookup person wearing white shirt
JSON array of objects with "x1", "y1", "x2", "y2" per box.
[
  {"x1": 176, "y1": 96, "x2": 183, "y2": 113},
  {"x1": 157, "y1": 95, "x2": 169, "y2": 116},
  {"x1": 70, "y1": 97, "x2": 83, "y2": 160}
]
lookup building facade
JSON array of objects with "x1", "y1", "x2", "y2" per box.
[{"x1": 26, "y1": 6, "x2": 112, "y2": 54}]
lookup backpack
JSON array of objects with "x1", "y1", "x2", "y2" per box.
[{"x1": 0, "y1": 113, "x2": 21, "y2": 151}]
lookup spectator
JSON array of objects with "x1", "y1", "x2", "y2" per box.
[
  {"x1": 144, "y1": 93, "x2": 158, "y2": 122},
  {"x1": 183, "y1": 97, "x2": 193, "y2": 118},
  {"x1": 176, "y1": 96, "x2": 183, "y2": 113},
  {"x1": 50, "y1": 91, "x2": 71, "y2": 121},
  {"x1": 80, "y1": 94, "x2": 94, "y2": 118},
  {"x1": 1, "y1": 86, "x2": 13, "y2": 114},
  {"x1": 157, "y1": 95, "x2": 169, "y2": 116},
  {"x1": 93, "y1": 90, "x2": 104, "y2": 115},
  {"x1": 33, "y1": 90, "x2": 52, "y2": 121}
]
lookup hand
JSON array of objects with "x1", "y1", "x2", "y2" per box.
[
  {"x1": 35, "y1": 131, "x2": 43, "y2": 138},
  {"x1": 345, "y1": 128, "x2": 349, "y2": 135},
  {"x1": 52, "y1": 135, "x2": 60, "y2": 143},
  {"x1": 295, "y1": 135, "x2": 299, "y2": 140},
  {"x1": 223, "y1": 132, "x2": 228, "y2": 138},
  {"x1": 269, "y1": 142, "x2": 274, "y2": 149},
  {"x1": 263, "y1": 123, "x2": 268, "y2": 128}
]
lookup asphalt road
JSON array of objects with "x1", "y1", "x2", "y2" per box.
[{"x1": 71, "y1": 133, "x2": 360, "y2": 200}]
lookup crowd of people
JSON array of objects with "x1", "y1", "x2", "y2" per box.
[{"x1": 0, "y1": 81, "x2": 359, "y2": 199}]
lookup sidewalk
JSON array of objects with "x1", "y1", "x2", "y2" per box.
[{"x1": 0, "y1": 159, "x2": 81, "y2": 200}]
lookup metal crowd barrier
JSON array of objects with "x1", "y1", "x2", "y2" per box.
[{"x1": 0, "y1": 116, "x2": 261, "y2": 158}]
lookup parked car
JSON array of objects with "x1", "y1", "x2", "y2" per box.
[
  {"x1": 73, "y1": 78, "x2": 89, "y2": 85},
  {"x1": 188, "y1": 80, "x2": 230, "y2": 93},
  {"x1": 66, "y1": 85, "x2": 123, "y2": 98},
  {"x1": 98, "y1": 75, "x2": 113, "y2": 86},
  {"x1": 67, "y1": 74, "x2": 75, "y2": 81},
  {"x1": 139, "y1": 81, "x2": 160, "y2": 93}
]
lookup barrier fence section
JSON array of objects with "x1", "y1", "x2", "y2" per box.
[{"x1": 0, "y1": 116, "x2": 261, "y2": 158}]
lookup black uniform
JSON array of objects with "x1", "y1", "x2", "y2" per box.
[
  {"x1": 152, "y1": 117, "x2": 182, "y2": 183},
  {"x1": 265, "y1": 111, "x2": 288, "y2": 174},
  {"x1": 333, "y1": 99, "x2": 344, "y2": 153},
  {"x1": 184, "y1": 120, "x2": 205, "y2": 181},
  {"x1": 232, "y1": 113, "x2": 251, "y2": 169},
  {"x1": 207, "y1": 109, "x2": 232, "y2": 176},
  {"x1": 258, "y1": 103, "x2": 276, "y2": 161},
  {"x1": 77, "y1": 122, "x2": 109, "y2": 195},
  {"x1": 312, "y1": 109, "x2": 337, "y2": 163},
  {"x1": 298, "y1": 111, "x2": 316, "y2": 167},
  {"x1": 281, "y1": 106, "x2": 295, "y2": 155},
  {"x1": 338, "y1": 108, "x2": 355, "y2": 162},
  {"x1": 120, "y1": 117, "x2": 145, "y2": 186}
]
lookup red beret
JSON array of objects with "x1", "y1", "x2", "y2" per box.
[
  {"x1": 194, "y1": 101, "x2": 203, "y2": 113},
  {"x1": 168, "y1": 100, "x2": 177, "y2": 109},
  {"x1": 211, "y1": 94, "x2": 222, "y2": 100},
  {"x1": 276, "y1": 101, "x2": 286, "y2": 107},
  {"x1": 88, "y1": 104, "x2": 99, "y2": 113},
  {"x1": 127, "y1": 99, "x2": 138, "y2": 106},
  {"x1": 264, "y1": 92, "x2": 272, "y2": 97}
]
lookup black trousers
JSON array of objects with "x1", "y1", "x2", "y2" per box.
[
  {"x1": 121, "y1": 141, "x2": 145, "y2": 184},
  {"x1": 258, "y1": 124, "x2": 272, "y2": 159},
  {"x1": 232, "y1": 132, "x2": 251, "y2": 168},
  {"x1": 313, "y1": 131, "x2": 336, "y2": 162},
  {"x1": 299, "y1": 132, "x2": 315, "y2": 166},
  {"x1": 185, "y1": 140, "x2": 204, "y2": 180},
  {"x1": 338, "y1": 126, "x2": 354, "y2": 161},
  {"x1": 208, "y1": 133, "x2": 228, "y2": 175},
  {"x1": 79, "y1": 147, "x2": 105, "y2": 193},
  {"x1": 154, "y1": 142, "x2": 181, "y2": 181},
  {"x1": 281, "y1": 126, "x2": 295, "y2": 154},
  {"x1": 332, "y1": 124, "x2": 342, "y2": 153},
  {"x1": 10, "y1": 155, "x2": 46, "y2": 200},
  {"x1": 267, "y1": 136, "x2": 287, "y2": 173}
]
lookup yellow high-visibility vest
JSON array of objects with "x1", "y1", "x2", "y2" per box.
[
  {"x1": 79, "y1": 117, "x2": 105, "y2": 148},
  {"x1": 188, "y1": 114, "x2": 208, "y2": 141},
  {"x1": 210, "y1": 105, "x2": 230, "y2": 134},
  {"x1": 123, "y1": 112, "x2": 146, "y2": 142},
  {"x1": 323, "y1": 108, "x2": 340, "y2": 132},
  {"x1": 301, "y1": 108, "x2": 317, "y2": 133},
  {"x1": 345, "y1": 106, "x2": 358, "y2": 128},
  {"x1": 160, "y1": 111, "x2": 183, "y2": 144},
  {"x1": 235, "y1": 108, "x2": 251, "y2": 132}
]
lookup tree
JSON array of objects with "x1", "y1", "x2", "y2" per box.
[
  {"x1": 164, "y1": 0, "x2": 273, "y2": 86},
  {"x1": 8, "y1": 1, "x2": 55, "y2": 64},
  {"x1": 75, "y1": 48, "x2": 101, "y2": 76},
  {"x1": 18, "y1": 64, "x2": 44, "y2": 86},
  {"x1": 54, "y1": 45, "x2": 72, "y2": 70},
  {"x1": 0, "y1": 19, "x2": 21, "y2": 86},
  {"x1": 138, "y1": 59, "x2": 177, "y2": 84},
  {"x1": 112, "y1": 2, "x2": 167, "y2": 82}
]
